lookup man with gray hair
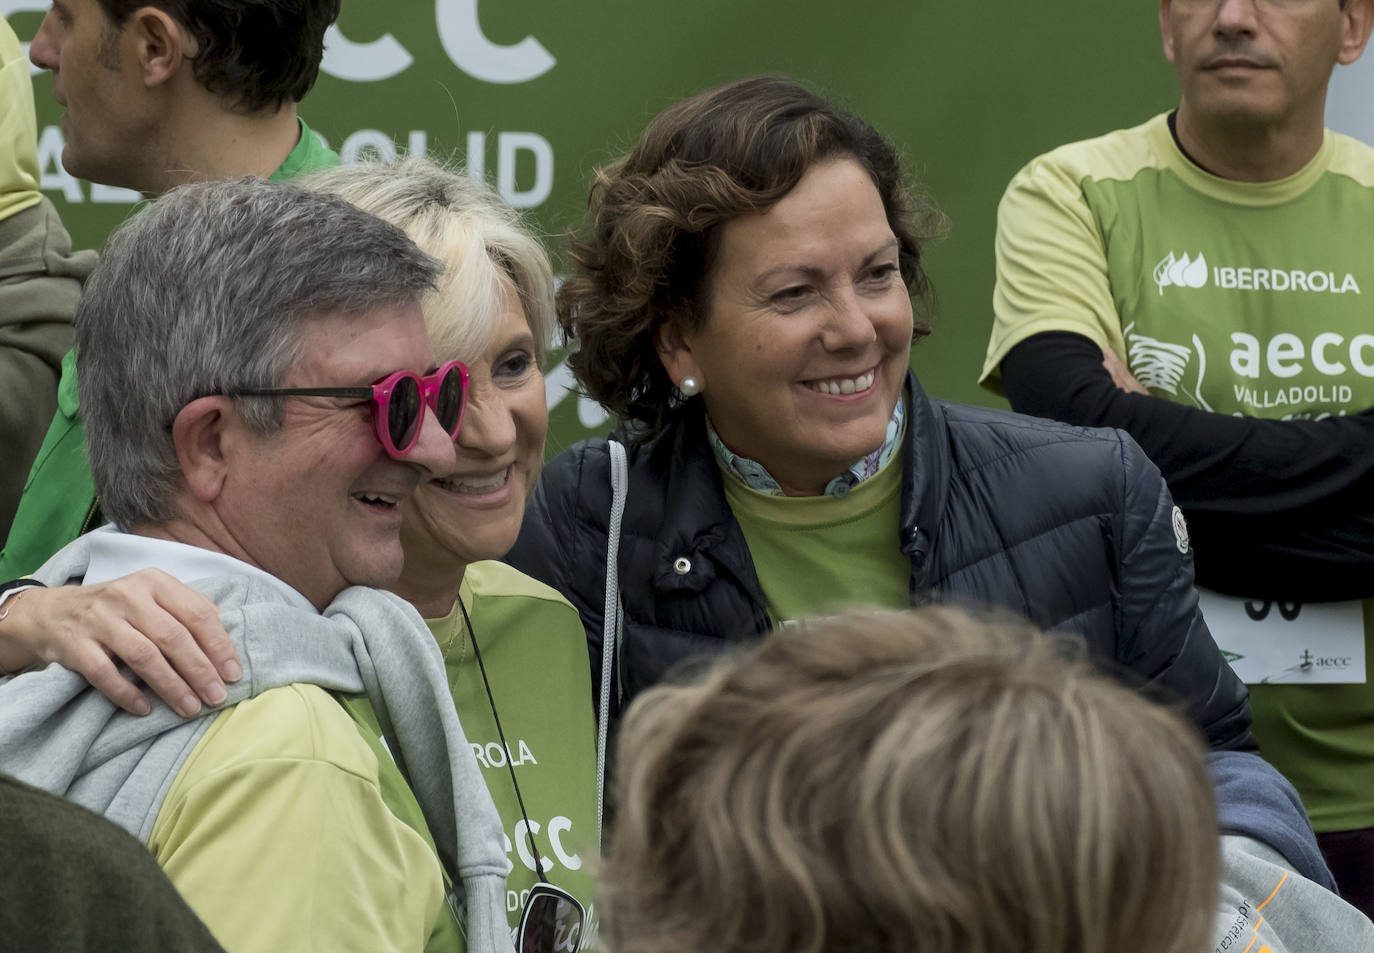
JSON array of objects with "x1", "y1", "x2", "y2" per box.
[{"x1": 0, "y1": 178, "x2": 514, "y2": 953}]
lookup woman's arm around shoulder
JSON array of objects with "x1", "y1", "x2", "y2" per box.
[{"x1": 0, "y1": 570, "x2": 240, "y2": 716}]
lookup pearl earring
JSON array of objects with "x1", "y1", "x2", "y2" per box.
[{"x1": 678, "y1": 376, "x2": 702, "y2": 397}]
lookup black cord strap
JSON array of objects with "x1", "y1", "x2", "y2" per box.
[{"x1": 457, "y1": 595, "x2": 551, "y2": 885}]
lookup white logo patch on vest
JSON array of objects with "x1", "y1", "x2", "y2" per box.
[{"x1": 1172, "y1": 505, "x2": 1189, "y2": 554}]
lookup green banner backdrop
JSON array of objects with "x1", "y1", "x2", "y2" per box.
[{"x1": 6, "y1": 1, "x2": 1183, "y2": 454}]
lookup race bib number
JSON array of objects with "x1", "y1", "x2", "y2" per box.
[{"x1": 1198, "y1": 588, "x2": 1366, "y2": 685}]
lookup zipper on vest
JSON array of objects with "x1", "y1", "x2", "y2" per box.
[{"x1": 79, "y1": 497, "x2": 101, "y2": 535}]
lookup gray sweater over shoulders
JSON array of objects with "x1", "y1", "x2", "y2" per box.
[{"x1": 0, "y1": 531, "x2": 515, "y2": 953}]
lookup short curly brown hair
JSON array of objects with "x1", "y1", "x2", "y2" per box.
[{"x1": 560, "y1": 75, "x2": 947, "y2": 438}]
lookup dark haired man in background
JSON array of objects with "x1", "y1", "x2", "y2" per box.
[{"x1": 27, "y1": 0, "x2": 339, "y2": 194}]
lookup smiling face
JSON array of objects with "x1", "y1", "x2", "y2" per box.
[
  {"x1": 656, "y1": 157, "x2": 914, "y2": 497},
  {"x1": 395, "y1": 278, "x2": 548, "y2": 610},
  {"x1": 1160, "y1": 0, "x2": 1372, "y2": 132},
  {"x1": 217, "y1": 301, "x2": 457, "y2": 609},
  {"x1": 29, "y1": 0, "x2": 156, "y2": 188}
]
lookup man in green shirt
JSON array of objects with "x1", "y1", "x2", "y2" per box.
[
  {"x1": 27, "y1": 0, "x2": 340, "y2": 197},
  {"x1": 2, "y1": 0, "x2": 342, "y2": 578},
  {"x1": 981, "y1": 0, "x2": 1374, "y2": 913}
]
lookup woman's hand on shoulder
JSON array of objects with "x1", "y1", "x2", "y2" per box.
[{"x1": 0, "y1": 570, "x2": 240, "y2": 717}]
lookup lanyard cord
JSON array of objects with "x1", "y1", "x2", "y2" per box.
[{"x1": 457, "y1": 595, "x2": 551, "y2": 885}]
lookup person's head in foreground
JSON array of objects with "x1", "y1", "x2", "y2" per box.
[
  {"x1": 603, "y1": 606, "x2": 1220, "y2": 953},
  {"x1": 301, "y1": 157, "x2": 556, "y2": 614},
  {"x1": 77, "y1": 175, "x2": 455, "y2": 608},
  {"x1": 560, "y1": 75, "x2": 946, "y2": 496}
]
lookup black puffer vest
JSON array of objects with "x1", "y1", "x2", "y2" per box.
[{"x1": 508, "y1": 374, "x2": 1253, "y2": 750}]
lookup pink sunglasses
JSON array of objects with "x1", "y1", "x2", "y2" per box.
[{"x1": 233, "y1": 359, "x2": 469, "y2": 458}]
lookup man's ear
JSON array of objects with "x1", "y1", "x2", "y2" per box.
[
  {"x1": 128, "y1": 6, "x2": 197, "y2": 89},
  {"x1": 653, "y1": 321, "x2": 704, "y2": 391},
  {"x1": 1159, "y1": 0, "x2": 1177, "y2": 66},
  {"x1": 172, "y1": 396, "x2": 233, "y2": 504},
  {"x1": 1339, "y1": 0, "x2": 1374, "y2": 66}
]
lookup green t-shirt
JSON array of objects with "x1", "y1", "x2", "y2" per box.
[
  {"x1": 983, "y1": 112, "x2": 1374, "y2": 831},
  {"x1": 340, "y1": 697, "x2": 467, "y2": 953},
  {"x1": 723, "y1": 452, "x2": 908, "y2": 623},
  {"x1": 427, "y1": 561, "x2": 601, "y2": 948},
  {"x1": 270, "y1": 118, "x2": 340, "y2": 182},
  {"x1": 151, "y1": 682, "x2": 461, "y2": 952},
  {"x1": 0, "y1": 119, "x2": 341, "y2": 579},
  {"x1": 343, "y1": 563, "x2": 599, "y2": 949}
]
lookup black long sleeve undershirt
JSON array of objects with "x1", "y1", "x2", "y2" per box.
[{"x1": 1000, "y1": 331, "x2": 1374, "y2": 601}]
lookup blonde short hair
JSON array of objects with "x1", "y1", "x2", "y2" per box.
[
  {"x1": 300, "y1": 157, "x2": 556, "y2": 365},
  {"x1": 603, "y1": 607, "x2": 1218, "y2": 953}
]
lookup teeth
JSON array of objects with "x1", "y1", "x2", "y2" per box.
[
  {"x1": 437, "y1": 470, "x2": 508, "y2": 494},
  {"x1": 807, "y1": 370, "x2": 875, "y2": 395},
  {"x1": 356, "y1": 493, "x2": 399, "y2": 506}
]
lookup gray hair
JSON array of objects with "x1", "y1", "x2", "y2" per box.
[
  {"x1": 299, "y1": 157, "x2": 556, "y2": 365},
  {"x1": 77, "y1": 176, "x2": 441, "y2": 529}
]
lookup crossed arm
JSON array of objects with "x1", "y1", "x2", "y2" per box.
[
  {"x1": 998, "y1": 331, "x2": 1374, "y2": 601},
  {"x1": 986, "y1": 153, "x2": 1374, "y2": 601}
]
